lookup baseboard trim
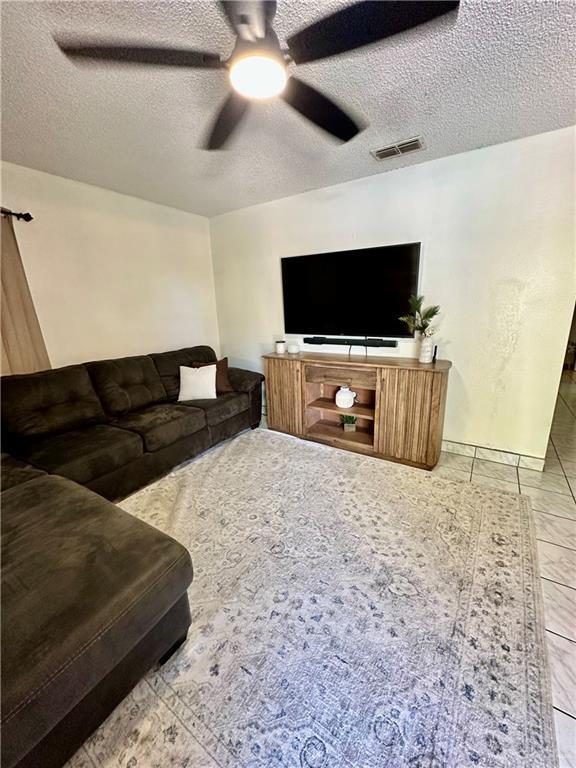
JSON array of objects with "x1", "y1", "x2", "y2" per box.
[{"x1": 442, "y1": 440, "x2": 545, "y2": 471}]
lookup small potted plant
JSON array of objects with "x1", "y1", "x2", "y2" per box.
[
  {"x1": 341, "y1": 414, "x2": 357, "y2": 433},
  {"x1": 399, "y1": 294, "x2": 440, "y2": 363}
]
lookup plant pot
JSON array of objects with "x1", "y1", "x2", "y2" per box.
[
  {"x1": 419, "y1": 336, "x2": 434, "y2": 364},
  {"x1": 343, "y1": 423, "x2": 357, "y2": 433}
]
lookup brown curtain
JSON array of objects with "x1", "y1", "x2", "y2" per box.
[{"x1": 1, "y1": 215, "x2": 50, "y2": 375}]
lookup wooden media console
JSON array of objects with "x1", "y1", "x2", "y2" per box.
[{"x1": 263, "y1": 351, "x2": 451, "y2": 470}]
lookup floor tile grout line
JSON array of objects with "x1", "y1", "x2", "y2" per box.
[
  {"x1": 558, "y1": 389, "x2": 576, "y2": 420},
  {"x1": 556, "y1": 461, "x2": 575, "y2": 478},
  {"x1": 546, "y1": 628, "x2": 576, "y2": 645},
  {"x1": 520, "y1": 470, "x2": 572, "y2": 494},
  {"x1": 520, "y1": 483, "x2": 574, "y2": 499},
  {"x1": 553, "y1": 706, "x2": 576, "y2": 722},
  {"x1": 537, "y1": 510, "x2": 576, "y2": 523},
  {"x1": 471, "y1": 458, "x2": 519, "y2": 488},
  {"x1": 551, "y1": 431, "x2": 576, "y2": 506},
  {"x1": 537, "y1": 538, "x2": 576, "y2": 553},
  {"x1": 549, "y1": 439, "x2": 561, "y2": 463},
  {"x1": 541, "y1": 576, "x2": 576, "y2": 592}
]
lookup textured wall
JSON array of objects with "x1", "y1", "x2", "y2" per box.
[
  {"x1": 211, "y1": 127, "x2": 576, "y2": 458},
  {"x1": 1, "y1": 162, "x2": 219, "y2": 367}
]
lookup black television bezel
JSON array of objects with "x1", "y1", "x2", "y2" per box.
[{"x1": 281, "y1": 242, "x2": 421, "y2": 339}]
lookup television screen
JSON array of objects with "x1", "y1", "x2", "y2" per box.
[{"x1": 281, "y1": 243, "x2": 421, "y2": 337}]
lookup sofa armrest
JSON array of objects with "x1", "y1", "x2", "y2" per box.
[{"x1": 228, "y1": 367, "x2": 265, "y2": 393}]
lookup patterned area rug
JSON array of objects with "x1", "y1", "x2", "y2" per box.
[{"x1": 68, "y1": 429, "x2": 557, "y2": 768}]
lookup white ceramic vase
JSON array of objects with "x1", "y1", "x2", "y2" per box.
[
  {"x1": 419, "y1": 336, "x2": 435, "y2": 364},
  {"x1": 335, "y1": 385, "x2": 357, "y2": 408}
]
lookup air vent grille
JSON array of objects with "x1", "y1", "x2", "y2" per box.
[{"x1": 371, "y1": 136, "x2": 424, "y2": 161}]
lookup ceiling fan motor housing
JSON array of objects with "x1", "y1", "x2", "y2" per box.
[{"x1": 229, "y1": 27, "x2": 285, "y2": 65}]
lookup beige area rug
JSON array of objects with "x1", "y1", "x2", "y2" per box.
[{"x1": 67, "y1": 428, "x2": 557, "y2": 768}]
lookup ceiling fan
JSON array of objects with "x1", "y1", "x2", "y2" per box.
[{"x1": 57, "y1": 0, "x2": 459, "y2": 150}]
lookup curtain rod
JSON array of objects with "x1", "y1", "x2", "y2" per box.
[{"x1": 1, "y1": 207, "x2": 33, "y2": 222}]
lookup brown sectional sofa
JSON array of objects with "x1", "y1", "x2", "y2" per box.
[
  {"x1": 1, "y1": 461, "x2": 193, "y2": 768},
  {"x1": 1, "y1": 346, "x2": 264, "y2": 768},
  {"x1": 1, "y1": 345, "x2": 264, "y2": 501}
]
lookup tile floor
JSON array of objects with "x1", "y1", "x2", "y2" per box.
[{"x1": 433, "y1": 371, "x2": 576, "y2": 766}]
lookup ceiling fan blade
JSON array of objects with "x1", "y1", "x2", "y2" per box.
[
  {"x1": 57, "y1": 40, "x2": 224, "y2": 69},
  {"x1": 219, "y1": 1, "x2": 276, "y2": 41},
  {"x1": 287, "y1": 0, "x2": 459, "y2": 64},
  {"x1": 282, "y1": 77, "x2": 362, "y2": 142},
  {"x1": 205, "y1": 92, "x2": 249, "y2": 149}
]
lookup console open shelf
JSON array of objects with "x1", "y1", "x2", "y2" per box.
[
  {"x1": 307, "y1": 419, "x2": 374, "y2": 447},
  {"x1": 307, "y1": 397, "x2": 375, "y2": 421}
]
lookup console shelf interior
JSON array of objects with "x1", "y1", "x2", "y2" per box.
[
  {"x1": 307, "y1": 397, "x2": 375, "y2": 421},
  {"x1": 307, "y1": 419, "x2": 374, "y2": 447}
]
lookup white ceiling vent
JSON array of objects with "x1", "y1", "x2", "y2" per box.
[{"x1": 371, "y1": 136, "x2": 424, "y2": 161}]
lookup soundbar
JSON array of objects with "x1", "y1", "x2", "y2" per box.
[{"x1": 303, "y1": 336, "x2": 398, "y2": 348}]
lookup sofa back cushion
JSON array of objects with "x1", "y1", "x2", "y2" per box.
[
  {"x1": 150, "y1": 346, "x2": 217, "y2": 400},
  {"x1": 1, "y1": 365, "x2": 106, "y2": 438},
  {"x1": 87, "y1": 356, "x2": 167, "y2": 415}
]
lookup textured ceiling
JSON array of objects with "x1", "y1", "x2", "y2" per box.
[{"x1": 2, "y1": 0, "x2": 575, "y2": 217}]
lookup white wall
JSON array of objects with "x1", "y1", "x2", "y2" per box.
[
  {"x1": 210, "y1": 127, "x2": 576, "y2": 458},
  {"x1": 1, "y1": 162, "x2": 219, "y2": 368}
]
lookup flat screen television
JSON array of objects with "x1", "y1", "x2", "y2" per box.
[{"x1": 281, "y1": 243, "x2": 420, "y2": 338}]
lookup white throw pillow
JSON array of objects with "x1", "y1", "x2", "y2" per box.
[{"x1": 178, "y1": 364, "x2": 217, "y2": 401}]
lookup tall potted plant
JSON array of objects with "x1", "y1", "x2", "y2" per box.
[{"x1": 399, "y1": 295, "x2": 440, "y2": 363}]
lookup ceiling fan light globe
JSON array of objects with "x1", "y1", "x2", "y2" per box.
[{"x1": 229, "y1": 54, "x2": 287, "y2": 100}]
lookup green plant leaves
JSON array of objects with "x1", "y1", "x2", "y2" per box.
[{"x1": 399, "y1": 294, "x2": 440, "y2": 334}]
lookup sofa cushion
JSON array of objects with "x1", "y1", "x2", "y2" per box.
[
  {"x1": 150, "y1": 346, "x2": 217, "y2": 400},
  {"x1": 177, "y1": 358, "x2": 235, "y2": 396},
  {"x1": 1, "y1": 474, "x2": 193, "y2": 768},
  {"x1": 1, "y1": 453, "x2": 46, "y2": 492},
  {"x1": 87, "y1": 356, "x2": 167, "y2": 415},
  {"x1": 112, "y1": 404, "x2": 206, "y2": 452},
  {"x1": 1, "y1": 365, "x2": 106, "y2": 438},
  {"x1": 13, "y1": 424, "x2": 143, "y2": 485},
  {"x1": 178, "y1": 365, "x2": 217, "y2": 401},
  {"x1": 228, "y1": 367, "x2": 265, "y2": 393},
  {"x1": 214, "y1": 357, "x2": 235, "y2": 393},
  {"x1": 190, "y1": 357, "x2": 235, "y2": 394},
  {"x1": 180, "y1": 392, "x2": 250, "y2": 426}
]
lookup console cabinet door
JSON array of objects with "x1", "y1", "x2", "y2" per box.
[
  {"x1": 264, "y1": 358, "x2": 302, "y2": 435},
  {"x1": 377, "y1": 368, "x2": 435, "y2": 466}
]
